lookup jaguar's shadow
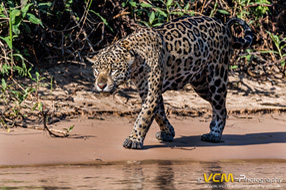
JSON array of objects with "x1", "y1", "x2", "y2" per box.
[{"x1": 144, "y1": 132, "x2": 286, "y2": 149}]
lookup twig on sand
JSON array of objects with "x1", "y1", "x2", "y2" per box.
[
  {"x1": 169, "y1": 146, "x2": 196, "y2": 151},
  {"x1": 41, "y1": 110, "x2": 70, "y2": 138}
]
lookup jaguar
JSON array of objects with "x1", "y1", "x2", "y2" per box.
[{"x1": 87, "y1": 15, "x2": 253, "y2": 149}]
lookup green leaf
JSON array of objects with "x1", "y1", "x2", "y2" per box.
[
  {"x1": 266, "y1": 31, "x2": 280, "y2": 48},
  {"x1": 210, "y1": 2, "x2": 218, "y2": 17},
  {"x1": 155, "y1": 8, "x2": 167, "y2": 17},
  {"x1": 0, "y1": 36, "x2": 12, "y2": 49},
  {"x1": 89, "y1": 10, "x2": 114, "y2": 32},
  {"x1": 12, "y1": 20, "x2": 21, "y2": 35},
  {"x1": 217, "y1": 9, "x2": 229, "y2": 15},
  {"x1": 14, "y1": 53, "x2": 25, "y2": 64},
  {"x1": 152, "y1": 23, "x2": 163, "y2": 27},
  {"x1": 184, "y1": 3, "x2": 190, "y2": 10},
  {"x1": 10, "y1": 9, "x2": 21, "y2": 21},
  {"x1": 0, "y1": 4, "x2": 6, "y2": 18},
  {"x1": 140, "y1": 3, "x2": 153, "y2": 8},
  {"x1": 249, "y1": 1, "x2": 270, "y2": 5},
  {"x1": 38, "y1": 102, "x2": 43, "y2": 112},
  {"x1": 1, "y1": 78, "x2": 7, "y2": 90},
  {"x1": 166, "y1": 0, "x2": 173, "y2": 7},
  {"x1": 0, "y1": 63, "x2": 11, "y2": 75},
  {"x1": 67, "y1": 125, "x2": 74, "y2": 133},
  {"x1": 10, "y1": 9, "x2": 21, "y2": 35},
  {"x1": 149, "y1": 11, "x2": 155, "y2": 25},
  {"x1": 25, "y1": 87, "x2": 35, "y2": 94},
  {"x1": 0, "y1": 14, "x2": 6, "y2": 18},
  {"x1": 139, "y1": 20, "x2": 150, "y2": 27},
  {"x1": 32, "y1": 102, "x2": 38, "y2": 111},
  {"x1": 129, "y1": 1, "x2": 137, "y2": 7},
  {"x1": 240, "y1": 54, "x2": 252, "y2": 61},
  {"x1": 260, "y1": 50, "x2": 279, "y2": 54},
  {"x1": 21, "y1": 0, "x2": 28, "y2": 6},
  {"x1": 38, "y1": 2, "x2": 53, "y2": 7},
  {"x1": 21, "y1": 3, "x2": 33, "y2": 18},
  {"x1": 35, "y1": 71, "x2": 40, "y2": 80},
  {"x1": 170, "y1": 11, "x2": 184, "y2": 16},
  {"x1": 230, "y1": 65, "x2": 238, "y2": 69},
  {"x1": 38, "y1": 2, "x2": 53, "y2": 13},
  {"x1": 281, "y1": 44, "x2": 286, "y2": 51},
  {"x1": 27, "y1": 13, "x2": 43, "y2": 27},
  {"x1": 185, "y1": 10, "x2": 195, "y2": 16}
]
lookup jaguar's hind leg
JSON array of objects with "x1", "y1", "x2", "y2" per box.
[
  {"x1": 191, "y1": 66, "x2": 228, "y2": 143},
  {"x1": 155, "y1": 96, "x2": 175, "y2": 142}
]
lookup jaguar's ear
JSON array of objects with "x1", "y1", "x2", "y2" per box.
[{"x1": 86, "y1": 56, "x2": 96, "y2": 63}]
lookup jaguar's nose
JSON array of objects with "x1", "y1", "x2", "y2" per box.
[{"x1": 97, "y1": 83, "x2": 107, "y2": 90}]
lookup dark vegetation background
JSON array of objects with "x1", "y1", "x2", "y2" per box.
[{"x1": 0, "y1": 0, "x2": 285, "y2": 128}]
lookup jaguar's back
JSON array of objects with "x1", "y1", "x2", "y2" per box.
[{"x1": 153, "y1": 16, "x2": 233, "y2": 92}]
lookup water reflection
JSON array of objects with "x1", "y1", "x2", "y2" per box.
[
  {"x1": 154, "y1": 161, "x2": 175, "y2": 190},
  {"x1": 121, "y1": 166, "x2": 145, "y2": 190},
  {"x1": 0, "y1": 161, "x2": 285, "y2": 190},
  {"x1": 119, "y1": 161, "x2": 176, "y2": 190},
  {"x1": 207, "y1": 162, "x2": 226, "y2": 190}
]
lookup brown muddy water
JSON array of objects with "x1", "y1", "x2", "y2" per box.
[{"x1": 0, "y1": 161, "x2": 285, "y2": 190}]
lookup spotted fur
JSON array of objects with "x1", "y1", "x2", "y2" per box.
[{"x1": 87, "y1": 16, "x2": 253, "y2": 149}]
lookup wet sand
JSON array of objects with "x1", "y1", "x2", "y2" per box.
[{"x1": 1, "y1": 113, "x2": 286, "y2": 166}]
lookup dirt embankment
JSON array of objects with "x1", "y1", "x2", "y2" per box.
[{"x1": 36, "y1": 63, "x2": 286, "y2": 120}]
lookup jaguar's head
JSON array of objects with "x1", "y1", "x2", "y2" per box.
[{"x1": 87, "y1": 45, "x2": 134, "y2": 94}]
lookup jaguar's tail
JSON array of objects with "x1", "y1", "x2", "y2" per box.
[{"x1": 227, "y1": 18, "x2": 253, "y2": 49}]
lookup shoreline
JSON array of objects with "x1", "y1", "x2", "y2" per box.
[
  {"x1": 1, "y1": 113, "x2": 286, "y2": 167},
  {"x1": 1, "y1": 158, "x2": 286, "y2": 169}
]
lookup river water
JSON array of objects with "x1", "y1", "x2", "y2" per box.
[{"x1": 0, "y1": 161, "x2": 285, "y2": 190}]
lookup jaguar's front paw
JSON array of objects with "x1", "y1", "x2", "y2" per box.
[
  {"x1": 155, "y1": 131, "x2": 174, "y2": 142},
  {"x1": 123, "y1": 137, "x2": 143, "y2": 149},
  {"x1": 201, "y1": 133, "x2": 222, "y2": 143}
]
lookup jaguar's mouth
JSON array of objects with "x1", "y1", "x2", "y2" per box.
[{"x1": 92, "y1": 83, "x2": 118, "y2": 96}]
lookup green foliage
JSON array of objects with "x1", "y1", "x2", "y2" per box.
[
  {"x1": 124, "y1": 0, "x2": 193, "y2": 27},
  {"x1": 251, "y1": 0, "x2": 271, "y2": 18},
  {"x1": 89, "y1": 10, "x2": 114, "y2": 32},
  {"x1": 261, "y1": 32, "x2": 286, "y2": 67},
  {"x1": 234, "y1": 0, "x2": 271, "y2": 19},
  {"x1": 0, "y1": 0, "x2": 44, "y2": 76},
  {"x1": 209, "y1": 1, "x2": 230, "y2": 17},
  {"x1": 64, "y1": 125, "x2": 75, "y2": 134},
  {"x1": 234, "y1": 0, "x2": 251, "y2": 19},
  {"x1": 0, "y1": 71, "x2": 47, "y2": 128}
]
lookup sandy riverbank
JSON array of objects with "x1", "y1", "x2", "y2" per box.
[{"x1": 1, "y1": 113, "x2": 285, "y2": 166}]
